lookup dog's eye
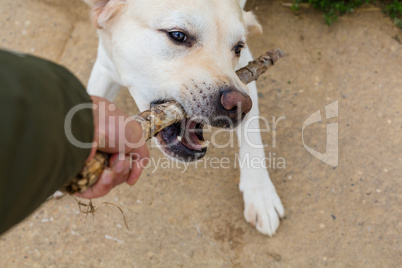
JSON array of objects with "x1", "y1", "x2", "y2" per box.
[
  {"x1": 169, "y1": 31, "x2": 187, "y2": 42},
  {"x1": 234, "y1": 43, "x2": 244, "y2": 57}
]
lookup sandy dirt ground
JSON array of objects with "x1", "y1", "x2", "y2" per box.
[{"x1": 0, "y1": 0, "x2": 401, "y2": 267}]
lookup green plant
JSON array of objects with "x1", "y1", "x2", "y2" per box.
[
  {"x1": 292, "y1": 0, "x2": 402, "y2": 27},
  {"x1": 384, "y1": 1, "x2": 402, "y2": 18},
  {"x1": 293, "y1": 0, "x2": 371, "y2": 25},
  {"x1": 383, "y1": 0, "x2": 402, "y2": 27}
]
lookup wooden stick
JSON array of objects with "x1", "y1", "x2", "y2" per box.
[
  {"x1": 63, "y1": 48, "x2": 284, "y2": 194},
  {"x1": 236, "y1": 49, "x2": 284, "y2": 84}
]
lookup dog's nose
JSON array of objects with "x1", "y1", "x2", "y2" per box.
[{"x1": 220, "y1": 89, "x2": 253, "y2": 118}]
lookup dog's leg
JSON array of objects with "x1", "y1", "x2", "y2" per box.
[
  {"x1": 87, "y1": 41, "x2": 122, "y2": 101},
  {"x1": 236, "y1": 47, "x2": 284, "y2": 236}
]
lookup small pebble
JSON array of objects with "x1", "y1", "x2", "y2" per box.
[{"x1": 105, "y1": 235, "x2": 124, "y2": 244}]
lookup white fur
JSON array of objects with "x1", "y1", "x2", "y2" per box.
[
  {"x1": 86, "y1": 0, "x2": 284, "y2": 236},
  {"x1": 236, "y1": 48, "x2": 284, "y2": 236}
]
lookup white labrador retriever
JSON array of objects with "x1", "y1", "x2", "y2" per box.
[{"x1": 85, "y1": 0, "x2": 284, "y2": 236}]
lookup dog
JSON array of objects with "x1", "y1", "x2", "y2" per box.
[{"x1": 84, "y1": 0, "x2": 284, "y2": 236}]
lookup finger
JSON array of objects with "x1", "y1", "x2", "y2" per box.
[
  {"x1": 137, "y1": 143, "x2": 150, "y2": 160},
  {"x1": 125, "y1": 119, "x2": 147, "y2": 152},
  {"x1": 91, "y1": 97, "x2": 145, "y2": 154},
  {"x1": 127, "y1": 146, "x2": 150, "y2": 186},
  {"x1": 126, "y1": 164, "x2": 143, "y2": 186},
  {"x1": 110, "y1": 155, "x2": 132, "y2": 187},
  {"x1": 102, "y1": 118, "x2": 146, "y2": 154},
  {"x1": 76, "y1": 169, "x2": 115, "y2": 199}
]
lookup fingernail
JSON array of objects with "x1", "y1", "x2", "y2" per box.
[
  {"x1": 102, "y1": 170, "x2": 113, "y2": 185},
  {"x1": 114, "y1": 161, "x2": 124, "y2": 173},
  {"x1": 123, "y1": 157, "x2": 131, "y2": 175}
]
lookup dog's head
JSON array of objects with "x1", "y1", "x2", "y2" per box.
[{"x1": 86, "y1": 0, "x2": 262, "y2": 161}]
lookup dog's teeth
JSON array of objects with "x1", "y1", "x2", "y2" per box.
[
  {"x1": 177, "y1": 136, "x2": 183, "y2": 142},
  {"x1": 199, "y1": 139, "x2": 210, "y2": 148}
]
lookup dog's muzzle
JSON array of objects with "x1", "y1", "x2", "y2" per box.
[{"x1": 152, "y1": 88, "x2": 252, "y2": 162}]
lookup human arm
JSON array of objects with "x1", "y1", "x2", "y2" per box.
[{"x1": 0, "y1": 50, "x2": 148, "y2": 235}]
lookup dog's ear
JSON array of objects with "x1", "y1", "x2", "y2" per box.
[
  {"x1": 85, "y1": 0, "x2": 126, "y2": 29},
  {"x1": 243, "y1": 11, "x2": 263, "y2": 36}
]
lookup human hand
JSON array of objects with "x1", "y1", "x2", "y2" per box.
[{"x1": 77, "y1": 96, "x2": 149, "y2": 199}]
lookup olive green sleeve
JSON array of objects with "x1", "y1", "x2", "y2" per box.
[{"x1": 0, "y1": 50, "x2": 94, "y2": 235}]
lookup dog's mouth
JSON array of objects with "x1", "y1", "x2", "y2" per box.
[{"x1": 156, "y1": 118, "x2": 208, "y2": 162}]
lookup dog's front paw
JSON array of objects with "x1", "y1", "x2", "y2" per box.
[{"x1": 242, "y1": 181, "x2": 284, "y2": 236}]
